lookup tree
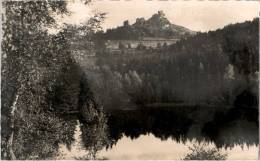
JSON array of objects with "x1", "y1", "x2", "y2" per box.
[
  {"x1": 2, "y1": 1, "x2": 70, "y2": 159},
  {"x1": 157, "y1": 42, "x2": 162, "y2": 49},
  {"x1": 128, "y1": 43, "x2": 132, "y2": 49},
  {"x1": 2, "y1": 1, "x2": 107, "y2": 159},
  {"x1": 162, "y1": 42, "x2": 167, "y2": 48},
  {"x1": 118, "y1": 41, "x2": 126, "y2": 50},
  {"x1": 137, "y1": 43, "x2": 146, "y2": 50}
]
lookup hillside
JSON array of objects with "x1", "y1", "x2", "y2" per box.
[
  {"x1": 93, "y1": 18, "x2": 259, "y2": 107},
  {"x1": 102, "y1": 11, "x2": 195, "y2": 40}
]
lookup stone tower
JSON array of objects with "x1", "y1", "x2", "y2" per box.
[
  {"x1": 123, "y1": 20, "x2": 129, "y2": 27},
  {"x1": 158, "y1": 10, "x2": 165, "y2": 17}
]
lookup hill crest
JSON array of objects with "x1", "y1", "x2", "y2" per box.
[{"x1": 103, "y1": 11, "x2": 196, "y2": 40}]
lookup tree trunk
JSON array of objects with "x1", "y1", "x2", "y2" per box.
[{"x1": 7, "y1": 93, "x2": 19, "y2": 160}]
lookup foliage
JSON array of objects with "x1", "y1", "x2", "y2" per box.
[
  {"x1": 182, "y1": 143, "x2": 228, "y2": 160},
  {"x1": 94, "y1": 18, "x2": 258, "y2": 107},
  {"x1": 1, "y1": 0, "x2": 108, "y2": 159},
  {"x1": 1, "y1": 1, "x2": 72, "y2": 159},
  {"x1": 81, "y1": 112, "x2": 110, "y2": 159}
]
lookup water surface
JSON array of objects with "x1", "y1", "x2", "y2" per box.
[{"x1": 57, "y1": 106, "x2": 259, "y2": 160}]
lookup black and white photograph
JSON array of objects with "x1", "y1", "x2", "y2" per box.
[{"x1": 1, "y1": 0, "x2": 259, "y2": 160}]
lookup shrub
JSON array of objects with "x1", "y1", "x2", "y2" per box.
[{"x1": 182, "y1": 143, "x2": 228, "y2": 160}]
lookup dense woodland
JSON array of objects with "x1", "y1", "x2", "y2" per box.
[{"x1": 92, "y1": 18, "x2": 259, "y2": 109}]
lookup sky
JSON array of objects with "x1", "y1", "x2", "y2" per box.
[{"x1": 61, "y1": 0, "x2": 260, "y2": 32}]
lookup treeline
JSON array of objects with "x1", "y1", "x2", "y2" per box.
[{"x1": 93, "y1": 18, "x2": 259, "y2": 108}]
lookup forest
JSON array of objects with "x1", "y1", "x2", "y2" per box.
[{"x1": 91, "y1": 18, "x2": 259, "y2": 109}]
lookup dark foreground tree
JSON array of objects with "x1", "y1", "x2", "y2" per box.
[
  {"x1": 1, "y1": 1, "x2": 107, "y2": 159},
  {"x1": 1, "y1": 1, "x2": 70, "y2": 159}
]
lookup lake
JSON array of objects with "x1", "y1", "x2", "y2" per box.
[{"x1": 56, "y1": 106, "x2": 259, "y2": 160}]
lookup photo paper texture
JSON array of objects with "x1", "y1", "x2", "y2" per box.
[{"x1": 1, "y1": 0, "x2": 259, "y2": 160}]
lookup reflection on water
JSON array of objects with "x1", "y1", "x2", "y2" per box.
[
  {"x1": 107, "y1": 106, "x2": 258, "y2": 148},
  {"x1": 56, "y1": 106, "x2": 259, "y2": 160},
  {"x1": 56, "y1": 111, "x2": 110, "y2": 160},
  {"x1": 99, "y1": 134, "x2": 259, "y2": 160},
  {"x1": 56, "y1": 121, "x2": 85, "y2": 160},
  {"x1": 56, "y1": 129, "x2": 258, "y2": 160}
]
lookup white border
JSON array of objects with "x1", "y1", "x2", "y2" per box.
[{"x1": 0, "y1": 1, "x2": 259, "y2": 161}]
